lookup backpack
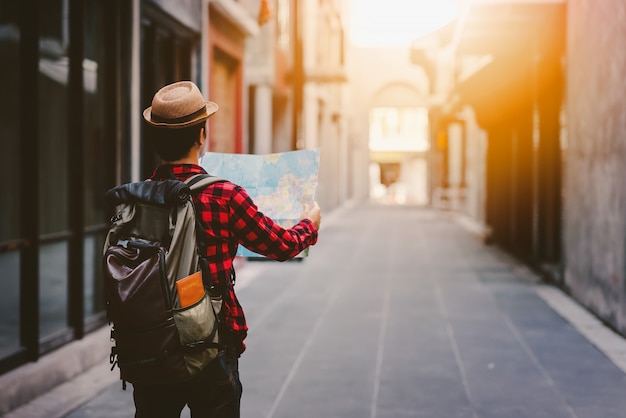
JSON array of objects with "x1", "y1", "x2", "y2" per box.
[{"x1": 103, "y1": 174, "x2": 226, "y2": 386}]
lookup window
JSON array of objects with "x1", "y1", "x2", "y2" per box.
[
  {"x1": 37, "y1": 0, "x2": 70, "y2": 339},
  {"x1": 0, "y1": 0, "x2": 21, "y2": 359},
  {"x1": 369, "y1": 107, "x2": 429, "y2": 152},
  {"x1": 0, "y1": 0, "x2": 118, "y2": 372},
  {"x1": 83, "y1": 0, "x2": 113, "y2": 320},
  {"x1": 140, "y1": 5, "x2": 196, "y2": 178}
]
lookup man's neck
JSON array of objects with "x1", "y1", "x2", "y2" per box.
[{"x1": 165, "y1": 155, "x2": 199, "y2": 165}]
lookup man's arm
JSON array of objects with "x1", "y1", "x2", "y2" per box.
[{"x1": 229, "y1": 185, "x2": 319, "y2": 261}]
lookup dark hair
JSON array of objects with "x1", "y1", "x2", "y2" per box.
[{"x1": 146, "y1": 123, "x2": 204, "y2": 162}]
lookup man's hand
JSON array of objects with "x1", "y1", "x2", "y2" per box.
[{"x1": 301, "y1": 201, "x2": 321, "y2": 231}]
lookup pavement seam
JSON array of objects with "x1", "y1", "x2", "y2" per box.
[
  {"x1": 369, "y1": 249, "x2": 393, "y2": 418},
  {"x1": 435, "y1": 285, "x2": 479, "y2": 418}
]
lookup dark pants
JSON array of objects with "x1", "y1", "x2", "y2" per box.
[{"x1": 133, "y1": 351, "x2": 242, "y2": 418}]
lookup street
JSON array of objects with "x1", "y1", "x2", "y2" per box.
[{"x1": 26, "y1": 203, "x2": 626, "y2": 417}]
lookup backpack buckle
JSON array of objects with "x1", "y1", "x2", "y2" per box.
[{"x1": 110, "y1": 346, "x2": 118, "y2": 369}]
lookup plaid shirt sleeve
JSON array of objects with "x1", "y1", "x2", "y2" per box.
[{"x1": 229, "y1": 184, "x2": 318, "y2": 261}]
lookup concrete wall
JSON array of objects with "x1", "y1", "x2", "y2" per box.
[
  {"x1": 564, "y1": 0, "x2": 626, "y2": 332},
  {"x1": 458, "y1": 106, "x2": 487, "y2": 224}
]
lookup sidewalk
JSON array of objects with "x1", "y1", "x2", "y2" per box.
[{"x1": 7, "y1": 203, "x2": 626, "y2": 417}]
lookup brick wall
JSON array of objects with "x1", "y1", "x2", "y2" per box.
[{"x1": 564, "y1": 0, "x2": 626, "y2": 332}]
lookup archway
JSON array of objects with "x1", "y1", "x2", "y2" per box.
[{"x1": 369, "y1": 82, "x2": 429, "y2": 205}]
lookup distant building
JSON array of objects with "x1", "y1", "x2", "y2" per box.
[{"x1": 346, "y1": 45, "x2": 431, "y2": 205}]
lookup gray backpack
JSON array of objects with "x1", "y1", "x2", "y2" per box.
[{"x1": 103, "y1": 174, "x2": 225, "y2": 386}]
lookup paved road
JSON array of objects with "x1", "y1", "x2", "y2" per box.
[{"x1": 53, "y1": 204, "x2": 626, "y2": 417}]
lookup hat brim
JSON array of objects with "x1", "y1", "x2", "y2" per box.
[{"x1": 143, "y1": 101, "x2": 219, "y2": 128}]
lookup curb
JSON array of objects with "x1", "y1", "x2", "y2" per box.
[{"x1": 536, "y1": 285, "x2": 626, "y2": 374}]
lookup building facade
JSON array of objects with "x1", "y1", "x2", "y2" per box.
[
  {"x1": 563, "y1": 0, "x2": 626, "y2": 333},
  {"x1": 1, "y1": 0, "x2": 126, "y2": 377},
  {"x1": 414, "y1": 0, "x2": 626, "y2": 336}
]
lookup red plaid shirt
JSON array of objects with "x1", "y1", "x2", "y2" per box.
[{"x1": 150, "y1": 164, "x2": 318, "y2": 354}]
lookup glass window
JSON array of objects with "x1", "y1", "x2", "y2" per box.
[
  {"x1": 0, "y1": 252, "x2": 20, "y2": 358},
  {"x1": 0, "y1": 0, "x2": 22, "y2": 358},
  {"x1": 84, "y1": 234, "x2": 105, "y2": 316},
  {"x1": 84, "y1": 0, "x2": 108, "y2": 227},
  {"x1": 38, "y1": 0, "x2": 70, "y2": 338},
  {"x1": 140, "y1": 9, "x2": 195, "y2": 178},
  {"x1": 38, "y1": 0, "x2": 69, "y2": 235},
  {"x1": 0, "y1": 1, "x2": 21, "y2": 242},
  {"x1": 83, "y1": 0, "x2": 110, "y2": 319},
  {"x1": 369, "y1": 107, "x2": 429, "y2": 152},
  {"x1": 39, "y1": 242, "x2": 69, "y2": 337}
]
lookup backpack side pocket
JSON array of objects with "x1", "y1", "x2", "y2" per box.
[{"x1": 174, "y1": 291, "x2": 220, "y2": 375}]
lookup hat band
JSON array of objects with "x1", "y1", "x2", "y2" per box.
[{"x1": 151, "y1": 106, "x2": 207, "y2": 124}]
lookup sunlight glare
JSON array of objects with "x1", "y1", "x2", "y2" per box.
[{"x1": 349, "y1": 0, "x2": 461, "y2": 47}]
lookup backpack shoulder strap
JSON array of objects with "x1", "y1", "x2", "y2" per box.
[
  {"x1": 184, "y1": 173, "x2": 230, "y2": 295},
  {"x1": 185, "y1": 174, "x2": 227, "y2": 193}
]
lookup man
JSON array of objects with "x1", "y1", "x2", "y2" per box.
[{"x1": 134, "y1": 81, "x2": 321, "y2": 417}]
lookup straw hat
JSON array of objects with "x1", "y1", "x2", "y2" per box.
[{"x1": 143, "y1": 81, "x2": 218, "y2": 128}]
